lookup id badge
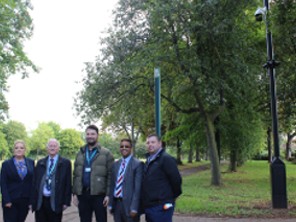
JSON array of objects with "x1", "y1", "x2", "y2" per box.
[{"x1": 85, "y1": 167, "x2": 91, "y2": 172}]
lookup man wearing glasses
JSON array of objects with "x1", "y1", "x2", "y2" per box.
[{"x1": 108, "y1": 138, "x2": 143, "y2": 222}]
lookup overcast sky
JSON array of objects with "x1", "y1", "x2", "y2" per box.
[{"x1": 5, "y1": 0, "x2": 118, "y2": 132}]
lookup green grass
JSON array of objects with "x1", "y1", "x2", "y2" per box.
[{"x1": 176, "y1": 160, "x2": 296, "y2": 218}]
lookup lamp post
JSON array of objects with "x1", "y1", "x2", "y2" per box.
[
  {"x1": 154, "y1": 67, "x2": 161, "y2": 138},
  {"x1": 255, "y1": 0, "x2": 287, "y2": 208}
]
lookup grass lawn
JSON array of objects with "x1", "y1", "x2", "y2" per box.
[{"x1": 176, "y1": 160, "x2": 296, "y2": 218}]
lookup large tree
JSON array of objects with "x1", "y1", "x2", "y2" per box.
[
  {"x1": 76, "y1": 0, "x2": 264, "y2": 185},
  {"x1": 272, "y1": 0, "x2": 296, "y2": 160},
  {"x1": 0, "y1": 0, "x2": 37, "y2": 117}
]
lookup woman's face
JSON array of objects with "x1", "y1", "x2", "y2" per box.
[{"x1": 14, "y1": 142, "x2": 26, "y2": 158}]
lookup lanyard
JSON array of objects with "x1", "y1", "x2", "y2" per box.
[
  {"x1": 47, "y1": 159, "x2": 57, "y2": 177},
  {"x1": 86, "y1": 148, "x2": 97, "y2": 166}
]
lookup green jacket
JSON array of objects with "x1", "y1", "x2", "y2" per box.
[{"x1": 73, "y1": 144, "x2": 114, "y2": 195}]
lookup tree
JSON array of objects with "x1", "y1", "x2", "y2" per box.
[
  {"x1": 58, "y1": 128, "x2": 84, "y2": 158},
  {"x1": 76, "y1": 0, "x2": 264, "y2": 185},
  {"x1": 0, "y1": 131, "x2": 9, "y2": 159},
  {"x1": 272, "y1": 0, "x2": 296, "y2": 160},
  {"x1": 99, "y1": 133, "x2": 121, "y2": 159},
  {"x1": 0, "y1": 0, "x2": 37, "y2": 117},
  {"x1": 47, "y1": 121, "x2": 62, "y2": 138},
  {"x1": 29, "y1": 123, "x2": 54, "y2": 158},
  {"x1": 2, "y1": 120, "x2": 28, "y2": 151}
]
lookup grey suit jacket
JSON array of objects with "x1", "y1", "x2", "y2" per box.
[{"x1": 108, "y1": 156, "x2": 143, "y2": 216}]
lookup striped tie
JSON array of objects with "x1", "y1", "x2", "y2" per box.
[{"x1": 115, "y1": 160, "x2": 126, "y2": 197}]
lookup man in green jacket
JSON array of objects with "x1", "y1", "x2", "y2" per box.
[{"x1": 73, "y1": 125, "x2": 114, "y2": 222}]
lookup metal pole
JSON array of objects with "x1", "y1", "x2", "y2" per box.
[
  {"x1": 154, "y1": 67, "x2": 161, "y2": 138},
  {"x1": 263, "y1": 0, "x2": 287, "y2": 209}
]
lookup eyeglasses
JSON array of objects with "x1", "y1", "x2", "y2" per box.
[{"x1": 120, "y1": 145, "x2": 131, "y2": 149}]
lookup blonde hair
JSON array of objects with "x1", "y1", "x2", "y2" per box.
[{"x1": 14, "y1": 140, "x2": 26, "y2": 149}]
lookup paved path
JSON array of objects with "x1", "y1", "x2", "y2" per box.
[{"x1": 18, "y1": 207, "x2": 295, "y2": 222}]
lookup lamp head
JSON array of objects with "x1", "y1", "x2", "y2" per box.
[{"x1": 254, "y1": 7, "x2": 267, "y2": 22}]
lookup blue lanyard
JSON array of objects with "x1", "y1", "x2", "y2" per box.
[
  {"x1": 47, "y1": 160, "x2": 57, "y2": 177},
  {"x1": 86, "y1": 148, "x2": 97, "y2": 166}
]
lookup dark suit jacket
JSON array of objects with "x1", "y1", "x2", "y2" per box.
[
  {"x1": 0, "y1": 157, "x2": 34, "y2": 206},
  {"x1": 32, "y1": 155, "x2": 72, "y2": 213},
  {"x1": 108, "y1": 156, "x2": 143, "y2": 216}
]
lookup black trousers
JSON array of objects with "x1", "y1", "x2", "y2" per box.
[
  {"x1": 2, "y1": 198, "x2": 29, "y2": 222},
  {"x1": 78, "y1": 190, "x2": 107, "y2": 222},
  {"x1": 35, "y1": 196, "x2": 62, "y2": 222}
]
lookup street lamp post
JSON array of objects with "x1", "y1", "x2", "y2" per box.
[
  {"x1": 154, "y1": 67, "x2": 161, "y2": 138},
  {"x1": 255, "y1": 0, "x2": 287, "y2": 208}
]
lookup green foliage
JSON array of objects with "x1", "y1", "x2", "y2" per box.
[
  {"x1": 0, "y1": 131, "x2": 9, "y2": 159},
  {"x1": 0, "y1": 0, "x2": 37, "y2": 118},
  {"x1": 1, "y1": 120, "x2": 28, "y2": 152},
  {"x1": 272, "y1": 0, "x2": 296, "y2": 133},
  {"x1": 58, "y1": 128, "x2": 84, "y2": 158},
  {"x1": 46, "y1": 121, "x2": 61, "y2": 138},
  {"x1": 99, "y1": 133, "x2": 120, "y2": 158},
  {"x1": 29, "y1": 122, "x2": 54, "y2": 157}
]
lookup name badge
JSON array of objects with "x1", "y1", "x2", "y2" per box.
[{"x1": 85, "y1": 167, "x2": 91, "y2": 172}]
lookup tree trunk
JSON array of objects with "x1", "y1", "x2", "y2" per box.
[
  {"x1": 229, "y1": 149, "x2": 238, "y2": 172},
  {"x1": 188, "y1": 143, "x2": 193, "y2": 163},
  {"x1": 204, "y1": 114, "x2": 221, "y2": 186},
  {"x1": 267, "y1": 127, "x2": 272, "y2": 163},
  {"x1": 176, "y1": 137, "x2": 183, "y2": 165},
  {"x1": 286, "y1": 133, "x2": 292, "y2": 160},
  {"x1": 195, "y1": 145, "x2": 201, "y2": 162},
  {"x1": 214, "y1": 116, "x2": 221, "y2": 163}
]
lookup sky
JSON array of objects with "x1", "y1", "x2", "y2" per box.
[{"x1": 5, "y1": 0, "x2": 118, "y2": 132}]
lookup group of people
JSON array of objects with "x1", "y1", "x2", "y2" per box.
[{"x1": 0, "y1": 124, "x2": 182, "y2": 222}]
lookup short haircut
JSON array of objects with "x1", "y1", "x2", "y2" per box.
[
  {"x1": 14, "y1": 140, "x2": 26, "y2": 149},
  {"x1": 120, "y1": 138, "x2": 132, "y2": 147},
  {"x1": 47, "y1": 138, "x2": 60, "y2": 147},
  {"x1": 86, "y1": 124, "x2": 99, "y2": 134},
  {"x1": 147, "y1": 134, "x2": 161, "y2": 141}
]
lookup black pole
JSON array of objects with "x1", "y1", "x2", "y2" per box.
[{"x1": 262, "y1": 0, "x2": 287, "y2": 209}]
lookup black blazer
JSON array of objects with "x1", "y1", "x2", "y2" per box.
[
  {"x1": 0, "y1": 157, "x2": 34, "y2": 207},
  {"x1": 32, "y1": 156, "x2": 72, "y2": 213}
]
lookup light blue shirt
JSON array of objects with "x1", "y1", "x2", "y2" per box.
[{"x1": 43, "y1": 155, "x2": 59, "y2": 196}]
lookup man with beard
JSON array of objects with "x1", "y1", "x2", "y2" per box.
[{"x1": 73, "y1": 125, "x2": 114, "y2": 222}]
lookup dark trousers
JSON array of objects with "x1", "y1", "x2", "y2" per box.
[
  {"x1": 35, "y1": 197, "x2": 62, "y2": 222},
  {"x1": 113, "y1": 199, "x2": 139, "y2": 222},
  {"x1": 2, "y1": 198, "x2": 29, "y2": 222},
  {"x1": 145, "y1": 204, "x2": 174, "y2": 222},
  {"x1": 78, "y1": 191, "x2": 107, "y2": 222}
]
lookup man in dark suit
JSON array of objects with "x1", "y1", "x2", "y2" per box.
[
  {"x1": 142, "y1": 134, "x2": 182, "y2": 222},
  {"x1": 32, "y1": 138, "x2": 72, "y2": 222},
  {"x1": 108, "y1": 138, "x2": 143, "y2": 222}
]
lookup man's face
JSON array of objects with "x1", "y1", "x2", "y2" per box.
[
  {"x1": 86, "y1": 129, "x2": 98, "y2": 146},
  {"x1": 120, "y1": 141, "x2": 132, "y2": 158},
  {"x1": 47, "y1": 140, "x2": 60, "y2": 157},
  {"x1": 146, "y1": 136, "x2": 161, "y2": 155}
]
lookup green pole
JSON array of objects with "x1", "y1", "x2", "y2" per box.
[{"x1": 154, "y1": 67, "x2": 161, "y2": 137}]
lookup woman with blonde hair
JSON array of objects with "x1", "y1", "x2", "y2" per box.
[{"x1": 1, "y1": 140, "x2": 34, "y2": 222}]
